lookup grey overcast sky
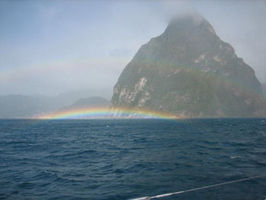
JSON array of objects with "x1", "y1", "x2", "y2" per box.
[{"x1": 0, "y1": 0, "x2": 266, "y2": 97}]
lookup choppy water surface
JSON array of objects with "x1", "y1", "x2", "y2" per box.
[{"x1": 0, "y1": 119, "x2": 266, "y2": 200}]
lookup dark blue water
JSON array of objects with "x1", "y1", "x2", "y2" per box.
[{"x1": 0, "y1": 119, "x2": 266, "y2": 200}]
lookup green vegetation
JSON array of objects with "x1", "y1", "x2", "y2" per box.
[{"x1": 112, "y1": 15, "x2": 266, "y2": 117}]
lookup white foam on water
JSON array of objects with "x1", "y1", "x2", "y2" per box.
[{"x1": 129, "y1": 175, "x2": 266, "y2": 200}]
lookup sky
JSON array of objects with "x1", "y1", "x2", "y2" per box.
[{"x1": 0, "y1": 0, "x2": 266, "y2": 98}]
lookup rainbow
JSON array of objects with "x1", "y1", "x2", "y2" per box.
[{"x1": 37, "y1": 107, "x2": 179, "y2": 120}]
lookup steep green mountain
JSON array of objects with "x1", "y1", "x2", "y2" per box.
[{"x1": 112, "y1": 14, "x2": 266, "y2": 117}]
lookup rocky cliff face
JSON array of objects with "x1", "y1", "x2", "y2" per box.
[
  {"x1": 112, "y1": 14, "x2": 266, "y2": 117},
  {"x1": 263, "y1": 83, "x2": 266, "y2": 96}
]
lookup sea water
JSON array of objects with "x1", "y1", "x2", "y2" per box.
[{"x1": 0, "y1": 119, "x2": 265, "y2": 200}]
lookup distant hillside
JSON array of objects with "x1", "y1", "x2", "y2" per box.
[
  {"x1": 0, "y1": 95, "x2": 109, "y2": 118},
  {"x1": 0, "y1": 95, "x2": 55, "y2": 118},
  {"x1": 61, "y1": 97, "x2": 110, "y2": 110},
  {"x1": 112, "y1": 14, "x2": 266, "y2": 117}
]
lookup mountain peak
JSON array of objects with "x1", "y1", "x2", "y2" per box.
[
  {"x1": 165, "y1": 13, "x2": 216, "y2": 37},
  {"x1": 169, "y1": 13, "x2": 204, "y2": 25},
  {"x1": 112, "y1": 15, "x2": 265, "y2": 117}
]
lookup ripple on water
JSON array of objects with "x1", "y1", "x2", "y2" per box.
[{"x1": 0, "y1": 119, "x2": 265, "y2": 200}]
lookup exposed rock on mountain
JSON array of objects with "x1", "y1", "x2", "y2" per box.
[{"x1": 112, "y1": 14, "x2": 266, "y2": 117}]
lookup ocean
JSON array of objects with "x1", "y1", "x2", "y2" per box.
[{"x1": 0, "y1": 119, "x2": 265, "y2": 200}]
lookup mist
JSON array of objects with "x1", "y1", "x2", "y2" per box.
[{"x1": 0, "y1": 0, "x2": 266, "y2": 99}]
